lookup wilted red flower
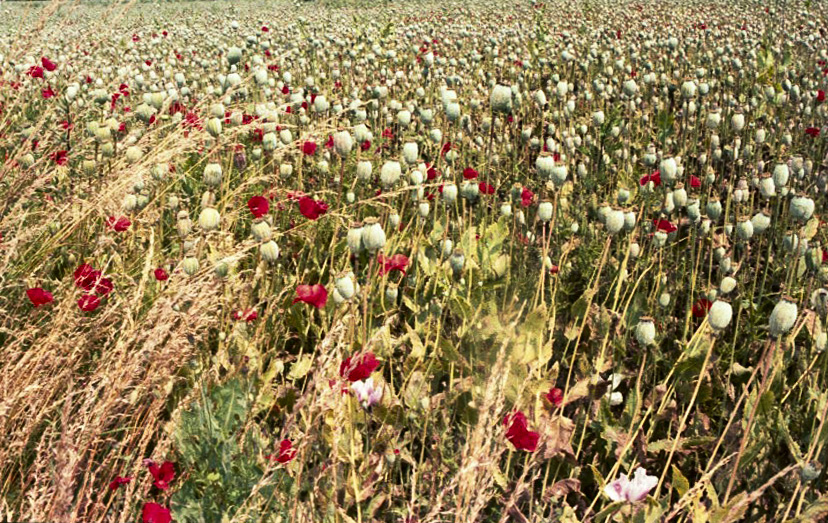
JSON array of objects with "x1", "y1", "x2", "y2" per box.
[
  {"x1": 692, "y1": 298, "x2": 712, "y2": 318},
  {"x1": 74, "y1": 264, "x2": 101, "y2": 290},
  {"x1": 689, "y1": 175, "x2": 702, "y2": 188},
  {"x1": 27, "y1": 65, "x2": 44, "y2": 78},
  {"x1": 521, "y1": 187, "x2": 535, "y2": 207},
  {"x1": 818, "y1": 90, "x2": 826, "y2": 103},
  {"x1": 479, "y1": 182, "x2": 495, "y2": 195},
  {"x1": 106, "y1": 216, "x2": 131, "y2": 232},
  {"x1": 805, "y1": 127, "x2": 820, "y2": 138},
  {"x1": 233, "y1": 308, "x2": 258, "y2": 322},
  {"x1": 640, "y1": 171, "x2": 661, "y2": 187},
  {"x1": 108, "y1": 476, "x2": 132, "y2": 491},
  {"x1": 462, "y1": 167, "x2": 478, "y2": 180},
  {"x1": 154, "y1": 268, "x2": 169, "y2": 281},
  {"x1": 503, "y1": 411, "x2": 540, "y2": 452},
  {"x1": 147, "y1": 461, "x2": 175, "y2": 490},
  {"x1": 298, "y1": 196, "x2": 328, "y2": 220},
  {"x1": 27, "y1": 288, "x2": 54, "y2": 307},
  {"x1": 426, "y1": 164, "x2": 438, "y2": 180},
  {"x1": 340, "y1": 352, "x2": 380, "y2": 382},
  {"x1": 293, "y1": 284, "x2": 328, "y2": 308},
  {"x1": 653, "y1": 219, "x2": 677, "y2": 233},
  {"x1": 41, "y1": 86, "x2": 55, "y2": 99},
  {"x1": 142, "y1": 503, "x2": 171, "y2": 523},
  {"x1": 301, "y1": 141, "x2": 317, "y2": 156},
  {"x1": 378, "y1": 253, "x2": 410, "y2": 276},
  {"x1": 41, "y1": 57, "x2": 57, "y2": 71},
  {"x1": 51, "y1": 150, "x2": 68, "y2": 166},
  {"x1": 77, "y1": 294, "x2": 101, "y2": 312},
  {"x1": 545, "y1": 387, "x2": 564, "y2": 407},
  {"x1": 267, "y1": 439, "x2": 297, "y2": 463},
  {"x1": 247, "y1": 196, "x2": 270, "y2": 218},
  {"x1": 360, "y1": 140, "x2": 371, "y2": 151},
  {"x1": 94, "y1": 277, "x2": 114, "y2": 297}
]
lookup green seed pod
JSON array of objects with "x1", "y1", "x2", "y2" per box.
[
  {"x1": 790, "y1": 194, "x2": 815, "y2": 221},
  {"x1": 772, "y1": 163, "x2": 790, "y2": 187},
  {"x1": 536, "y1": 152, "x2": 555, "y2": 179},
  {"x1": 720, "y1": 276, "x2": 737, "y2": 294},
  {"x1": 402, "y1": 143, "x2": 418, "y2": 165},
  {"x1": 687, "y1": 199, "x2": 701, "y2": 221},
  {"x1": 182, "y1": 256, "x2": 200, "y2": 276},
  {"x1": 203, "y1": 163, "x2": 223, "y2": 186},
  {"x1": 206, "y1": 117, "x2": 222, "y2": 138},
  {"x1": 442, "y1": 183, "x2": 458, "y2": 204},
  {"x1": 708, "y1": 299, "x2": 733, "y2": 332},
  {"x1": 538, "y1": 200, "x2": 553, "y2": 222},
  {"x1": 176, "y1": 210, "x2": 192, "y2": 237},
  {"x1": 260, "y1": 240, "x2": 280, "y2": 262},
  {"x1": 449, "y1": 248, "x2": 465, "y2": 274},
  {"x1": 385, "y1": 283, "x2": 399, "y2": 303},
  {"x1": 251, "y1": 219, "x2": 272, "y2": 241},
  {"x1": 490, "y1": 84, "x2": 513, "y2": 114},
  {"x1": 635, "y1": 316, "x2": 656, "y2": 345},
  {"x1": 214, "y1": 260, "x2": 229, "y2": 278},
  {"x1": 361, "y1": 217, "x2": 386, "y2": 252},
  {"x1": 198, "y1": 207, "x2": 221, "y2": 231},
  {"x1": 380, "y1": 161, "x2": 402, "y2": 188},
  {"x1": 605, "y1": 208, "x2": 625, "y2": 235},
  {"x1": 659, "y1": 292, "x2": 671, "y2": 307},
  {"x1": 347, "y1": 222, "x2": 364, "y2": 254},
  {"x1": 356, "y1": 161, "x2": 373, "y2": 182},
  {"x1": 735, "y1": 217, "x2": 754, "y2": 241},
  {"x1": 751, "y1": 210, "x2": 772, "y2": 235},
  {"x1": 769, "y1": 296, "x2": 798, "y2": 338},
  {"x1": 334, "y1": 271, "x2": 356, "y2": 301},
  {"x1": 122, "y1": 194, "x2": 138, "y2": 212},
  {"x1": 706, "y1": 198, "x2": 723, "y2": 221},
  {"x1": 333, "y1": 131, "x2": 353, "y2": 157},
  {"x1": 653, "y1": 230, "x2": 668, "y2": 247}
]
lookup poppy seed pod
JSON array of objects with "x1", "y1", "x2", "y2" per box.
[
  {"x1": 751, "y1": 210, "x2": 772, "y2": 235},
  {"x1": 605, "y1": 208, "x2": 625, "y2": 235},
  {"x1": 536, "y1": 152, "x2": 555, "y2": 179},
  {"x1": 653, "y1": 230, "x2": 668, "y2": 247},
  {"x1": 251, "y1": 219, "x2": 272, "y2": 241},
  {"x1": 418, "y1": 200, "x2": 430, "y2": 218},
  {"x1": 389, "y1": 213, "x2": 401, "y2": 229},
  {"x1": 182, "y1": 256, "x2": 200, "y2": 276},
  {"x1": 334, "y1": 271, "x2": 356, "y2": 301},
  {"x1": 735, "y1": 217, "x2": 754, "y2": 241},
  {"x1": 706, "y1": 198, "x2": 723, "y2": 221},
  {"x1": 501, "y1": 202, "x2": 512, "y2": 217},
  {"x1": 629, "y1": 242, "x2": 640, "y2": 259},
  {"x1": 731, "y1": 110, "x2": 745, "y2": 131},
  {"x1": 772, "y1": 163, "x2": 790, "y2": 187},
  {"x1": 790, "y1": 194, "x2": 815, "y2": 221},
  {"x1": 769, "y1": 296, "x2": 798, "y2": 338},
  {"x1": 402, "y1": 142, "x2": 418, "y2": 165},
  {"x1": 176, "y1": 211, "x2": 192, "y2": 237},
  {"x1": 347, "y1": 222, "x2": 364, "y2": 254},
  {"x1": 206, "y1": 117, "x2": 222, "y2": 137},
  {"x1": 687, "y1": 199, "x2": 701, "y2": 221},
  {"x1": 490, "y1": 84, "x2": 513, "y2": 114},
  {"x1": 538, "y1": 200, "x2": 553, "y2": 222},
  {"x1": 708, "y1": 299, "x2": 733, "y2": 332},
  {"x1": 624, "y1": 211, "x2": 637, "y2": 231},
  {"x1": 356, "y1": 161, "x2": 372, "y2": 182},
  {"x1": 260, "y1": 240, "x2": 280, "y2": 262},
  {"x1": 198, "y1": 207, "x2": 221, "y2": 231},
  {"x1": 673, "y1": 184, "x2": 688, "y2": 208},
  {"x1": 551, "y1": 165, "x2": 568, "y2": 187},
  {"x1": 442, "y1": 183, "x2": 458, "y2": 204},
  {"x1": 720, "y1": 276, "x2": 737, "y2": 294},
  {"x1": 380, "y1": 161, "x2": 402, "y2": 187},
  {"x1": 593, "y1": 111, "x2": 605, "y2": 126},
  {"x1": 333, "y1": 131, "x2": 353, "y2": 157},
  {"x1": 635, "y1": 316, "x2": 656, "y2": 345},
  {"x1": 203, "y1": 163, "x2": 223, "y2": 186},
  {"x1": 262, "y1": 132, "x2": 278, "y2": 151},
  {"x1": 449, "y1": 249, "x2": 465, "y2": 273},
  {"x1": 758, "y1": 175, "x2": 776, "y2": 198},
  {"x1": 617, "y1": 188, "x2": 631, "y2": 204},
  {"x1": 659, "y1": 292, "x2": 671, "y2": 307},
  {"x1": 660, "y1": 157, "x2": 678, "y2": 184},
  {"x1": 361, "y1": 217, "x2": 386, "y2": 252},
  {"x1": 385, "y1": 283, "x2": 399, "y2": 303}
]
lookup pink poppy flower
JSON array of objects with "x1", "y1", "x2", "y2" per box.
[{"x1": 293, "y1": 284, "x2": 328, "y2": 308}]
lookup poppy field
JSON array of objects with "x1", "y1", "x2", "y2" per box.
[{"x1": 1, "y1": 0, "x2": 828, "y2": 521}]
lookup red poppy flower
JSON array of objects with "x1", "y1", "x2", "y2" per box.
[
  {"x1": 653, "y1": 219, "x2": 677, "y2": 233},
  {"x1": 382, "y1": 127, "x2": 394, "y2": 139},
  {"x1": 293, "y1": 284, "x2": 328, "y2": 308},
  {"x1": 325, "y1": 134, "x2": 334, "y2": 149},
  {"x1": 42, "y1": 86, "x2": 56, "y2": 99},
  {"x1": 360, "y1": 140, "x2": 371, "y2": 151},
  {"x1": 27, "y1": 288, "x2": 54, "y2": 307},
  {"x1": 545, "y1": 387, "x2": 564, "y2": 407},
  {"x1": 521, "y1": 187, "x2": 535, "y2": 207},
  {"x1": 479, "y1": 182, "x2": 495, "y2": 195},
  {"x1": 823, "y1": 249, "x2": 828, "y2": 264},
  {"x1": 247, "y1": 196, "x2": 270, "y2": 218},
  {"x1": 462, "y1": 167, "x2": 478, "y2": 180},
  {"x1": 147, "y1": 461, "x2": 175, "y2": 490},
  {"x1": 106, "y1": 216, "x2": 131, "y2": 232},
  {"x1": 41, "y1": 57, "x2": 57, "y2": 71},
  {"x1": 818, "y1": 90, "x2": 826, "y2": 103},
  {"x1": 503, "y1": 411, "x2": 540, "y2": 452},
  {"x1": 340, "y1": 352, "x2": 379, "y2": 382},
  {"x1": 640, "y1": 171, "x2": 661, "y2": 187},
  {"x1": 805, "y1": 127, "x2": 820, "y2": 138},
  {"x1": 378, "y1": 253, "x2": 409, "y2": 276},
  {"x1": 94, "y1": 277, "x2": 114, "y2": 296},
  {"x1": 298, "y1": 196, "x2": 328, "y2": 220},
  {"x1": 233, "y1": 308, "x2": 258, "y2": 322},
  {"x1": 27, "y1": 66, "x2": 44, "y2": 78},
  {"x1": 74, "y1": 264, "x2": 101, "y2": 290},
  {"x1": 261, "y1": 25, "x2": 269, "y2": 32},
  {"x1": 51, "y1": 150, "x2": 68, "y2": 166},
  {"x1": 692, "y1": 298, "x2": 713, "y2": 318},
  {"x1": 77, "y1": 294, "x2": 101, "y2": 312},
  {"x1": 59, "y1": 120, "x2": 74, "y2": 131},
  {"x1": 154, "y1": 268, "x2": 169, "y2": 281},
  {"x1": 142, "y1": 503, "x2": 171, "y2": 523},
  {"x1": 108, "y1": 476, "x2": 132, "y2": 490},
  {"x1": 267, "y1": 438, "x2": 296, "y2": 463},
  {"x1": 689, "y1": 175, "x2": 702, "y2": 188},
  {"x1": 440, "y1": 142, "x2": 453, "y2": 156},
  {"x1": 301, "y1": 141, "x2": 317, "y2": 156}
]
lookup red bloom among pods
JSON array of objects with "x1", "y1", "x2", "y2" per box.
[
  {"x1": 233, "y1": 308, "x2": 258, "y2": 322},
  {"x1": 95, "y1": 277, "x2": 114, "y2": 297},
  {"x1": 378, "y1": 253, "x2": 410, "y2": 276},
  {"x1": 154, "y1": 268, "x2": 169, "y2": 281},
  {"x1": 298, "y1": 196, "x2": 328, "y2": 220},
  {"x1": 41, "y1": 57, "x2": 57, "y2": 71},
  {"x1": 78, "y1": 294, "x2": 101, "y2": 312},
  {"x1": 689, "y1": 175, "x2": 702, "y2": 188},
  {"x1": 360, "y1": 140, "x2": 371, "y2": 151},
  {"x1": 142, "y1": 503, "x2": 171, "y2": 523},
  {"x1": 653, "y1": 219, "x2": 677, "y2": 233},
  {"x1": 503, "y1": 411, "x2": 540, "y2": 452},
  {"x1": 692, "y1": 298, "x2": 712, "y2": 318},
  {"x1": 106, "y1": 216, "x2": 131, "y2": 232},
  {"x1": 27, "y1": 66, "x2": 44, "y2": 78},
  {"x1": 74, "y1": 264, "x2": 100, "y2": 290},
  {"x1": 545, "y1": 387, "x2": 564, "y2": 407},
  {"x1": 41, "y1": 86, "x2": 56, "y2": 99},
  {"x1": 51, "y1": 150, "x2": 68, "y2": 166},
  {"x1": 340, "y1": 352, "x2": 380, "y2": 382},
  {"x1": 108, "y1": 476, "x2": 132, "y2": 491},
  {"x1": 805, "y1": 127, "x2": 820, "y2": 138},
  {"x1": 521, "y1": 187, "x2": 535, "y2": 207},
  {"x1": 293, "y1": 284, "x2": 328, "y2": 309},
  {"x1": 27, "y1": 288, "x2": 54, "y2": 307},
  {"x1": 639, "y1": 170, "x2": 661, "y2": 187},
  {"x1": 440, "y1": 142, "x2": 453, "y2": 157},
  {"x1": 147, "y1": 461, "x2": 175, "y2": 490},
  {"x1": 267, "y1": 439, "x2": 297, "y2": 463},
  {"x1": 301, "y1": 141, "x2": 317, "y2": 156},
  {"x1": 479, "y1": 182, "x2": 495, "y2": 195},
  {"x1": 247, "y1": 196, "x2": 270, "y2": 218},
  {"x1": 818, "y1": 90, "x2": 826, "y2": 103}
]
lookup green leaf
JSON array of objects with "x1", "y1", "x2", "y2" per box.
[
  {"x1": 288, "y1": 353, "x2": 314, "y2": 381},
  {"x1": 672, "y1": 465, "x2": 690, "y2": 497}
]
